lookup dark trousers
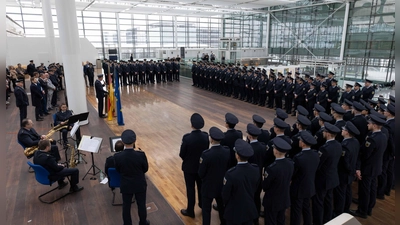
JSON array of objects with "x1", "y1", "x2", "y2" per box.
[
  {"x1": 275, "y1": 96, "x2": 282, "y2": 109},
  {"x1": 333, "y1": 182, "x2": 351, "y2": 216},
  {"x1": 202, "y1": 196, "x2": 225, "y2": 225},
  {"x1": 290, "y1": 197, "x2": 311, "y2": 225},
  {"x1": 51, "y1": 90, "x2": 58, "y2": 106},
  {"x1": 97, "y1": 97, "x2": 104, "y2": 117},
  {"x1": 19, "y1": 106, "x2": 27, "y2": 126},
  {"x1": 227, "y1": 220, "x2": 253, "y2": 225},
  {"x1": 267, "y1": 92, "x2": 274, "y2": 107},
  {"x1": 294, "y1": 98, "x2": 304, "y2": 112},
  {"x1": 378, "y1": 158, "x2": 393, "y2": 197},
  {"x1": 51, "y1": 168, "x2": 79, "y2": 187},
  {"x1": 41, "y1": 95, "x2": 48, "y2": 114},
  {"x1": 254, "y1": 181, "x2": 262, "y2": 216},
  {"x1": 35, "y1": 105, "x2": 42, "y2": 120},
  {"x1": 122, "y1": 191, "x2": 147, "y2": 225},
  {"x1": 183, "y1": 172, "x2": 202, "y2": 214},
  {"x1": 312, "y1": 188, "x2": 333, "y2": 225},
  {"x1": 50, "y1": 144, "x2": 61, "y2": 161},
  {"x1": 264, "y1": 209, "x2": 286, "y2": 225},
  {"x1": 357, "y1": 175, "x2": 377, "y2": 215},
  {"x1": 88, "y1": 75, "x2": 94, "y2": 86},
  {"x1": 61, "y1": 127, "x2": 82, "y2": 144},
  {"x1": 285, "y1": 97, "x2": 293, "y2": 113}
]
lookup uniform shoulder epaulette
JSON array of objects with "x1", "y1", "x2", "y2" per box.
[
  {"x1": 250, "y1": 163, "x2": 259, "y2": 167},
  {"x1": 227, "y1": 166, "x2": 236, "y2": 172},
  {"x1": 268, "y1": 162, "x2": 276, "y2": 168},
  {"x1": 294, "y1": 151, "x2": 303, "y2": 157},
  {"x1": 202, "y1": 131, "x2": 208, "y2": 135},
  {"x1": 183, "y1": 133, "x2": 190, "y2": 138},
  {"x1": 203, "y1": 149, "x2": 211, "y2": 154}
]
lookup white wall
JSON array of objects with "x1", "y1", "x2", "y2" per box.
[{"x1": 6, "y1": 37, "x2": 98, "y2": 66}]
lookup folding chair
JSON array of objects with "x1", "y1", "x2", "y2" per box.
[
  {"x1": 108, "y1": 168, "x2": 135, "y2": 206},
  {"x1": 27, "y1": 161, "x2": 71, "y2": 204}
]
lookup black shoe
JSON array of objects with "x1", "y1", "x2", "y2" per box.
[
  {"x1": 58, "y1": 180, "x2": 68, "y2": 190},
  {"x1": 69, "y1": 185, "x2": 84, "y2": 193},
  {"x1": 144, "y1": 219, "x2": 150, "y2": 225},
  {"x1": 44, "y1": 112, "x2": 50, "y2": 115},
  {"x1": 259, "y1": 211, "x2": 265, "y2": 218},
  {"x1": 376, "y1": 195, "x2": 385, "y2": 200},
  {"x1": 212, "y1": 203, "x2": 218, "y2": 211},
  {"x1": 36, "y1": 118, "x2": 44, "y2": 121},
  {"x1": 385, "y1": 191, "x2": 391, "y2": 196},
  {"x1": 352, "y1": 198, "x2": 359, "y2": 204},
  {"x1": 367, "y1": 211, "x2": 372, "y2": 216},
  {"x1": 180, "y1": 209, "x2": 195, "y2": 218},
  {"x1": 349, "y1": 209, "x2": 367, "y2": 219}
]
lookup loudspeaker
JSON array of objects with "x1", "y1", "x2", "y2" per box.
[
  {"x1": 325, "y1": 213, "x2": 362, "y2": 225},
  {"x1": 180, "y1": 47, "x2": 185, "y2": 59}
]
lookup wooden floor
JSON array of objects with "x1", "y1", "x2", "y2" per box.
[{"x1": 7, "y1": 75, "x2": 395, "y2": 225}]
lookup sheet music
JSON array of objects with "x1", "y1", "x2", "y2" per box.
[
  {"x1": 70, "y1": 122, "x2": 79, "y2": 137},
  {"x1": 78, "y1": 135, "x2": 102, "y2": 153}
]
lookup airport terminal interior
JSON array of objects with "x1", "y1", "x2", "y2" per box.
[{"x1": 6, "y1": 0, "x2": 395, "y2": 225}]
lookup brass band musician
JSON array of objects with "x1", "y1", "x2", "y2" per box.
[
  {"x1": 55, "y1": 103, "x2": 82, "y2": 147},
  {"x1": 18, "y1": 118, "x2": 61, "y2": 161}
]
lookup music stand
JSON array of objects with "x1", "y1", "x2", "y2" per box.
[{"x1": 78, "y1": 135, "x2": 103, "y2": 180}]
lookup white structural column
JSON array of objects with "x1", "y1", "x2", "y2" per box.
[
  {"x1": 41, "y1": 0, "x2": 56, "y2": 63},
  {"x1": 340, "y1": 1, "x2": 350, "y2": 61},
  {"x1": 55, "y1": 0, "x2": 88, "y2": 119},
  {"x1": 265, "y1": 8, "x2": 270, "y2": 56}
]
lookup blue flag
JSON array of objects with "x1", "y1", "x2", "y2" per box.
[{"x1": 114, "y1": 66, "x2": 124, "y2": 126}]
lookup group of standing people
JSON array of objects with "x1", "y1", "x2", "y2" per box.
[
  {"x1": 179, "y1": 90, "x2": 395, "y2": 225},
  {"x1": 191, "y1": 62, "x2": 377, "y2": 118},
  {"x1": 12, "y1": 60, "x2": 64, "y2": 126},
  {"x1": 101, "y1": 58, "x2": 181, "y2": 86}
]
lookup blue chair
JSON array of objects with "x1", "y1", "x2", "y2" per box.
[
  {"x1": 18, "y1": 140, "x2": 34, "y2": 173},
  {"x1": 108, "y1": 168, "x2": 135, "y2": 206},
  {"x1": 27, "y1": 161, "x2": 71, "y2": 204}
]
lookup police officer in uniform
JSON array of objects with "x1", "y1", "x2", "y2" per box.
[
  {"x1": 310, "y1": 104, "x2": 326, "y2": 135},
  {"x1": 342, "y1": 99, "x2": 354, "y2": 121},
  {"x1": 262, "y1": 138, "x2": 294, "y2": 225},
  {"x1": 293, "y1": 78, "x2": 306, "y2": 116},
  {"x1": 312, "y1": 112, "x2": 333, "y2": 150},
  {"x1": 351, "y1": 102, "x2": 368, "y2": 147},
  {"x1": 252, "y1": 114, "x2": 270, "y2": 144},
  {"x1": 179, "y1": 113, "x2": 209, "y2": 218},
  {"x1": 333, "y1": 121, "x2": 360, "y2": 216},
  {"x1": 266, "y1": 118, "x2": 292, "y2": 167},
  {"x1": 362, "y1": 79, "x2": 375, "y2": 101},
  {"x1": 350, "y1": 115, "x2": 387, "y2": 218},
  {"x1": 198, "y1": 127, "x2": 230, "y2": 225},
  {"x1": 327, "y1": 78, "x2": 340, "y2": 108},
  {"x1": 340, "y1": 84, "x2": 355, "y2": 104},
  {"x1": 274, "y1": 72, "x2": 285, "y2": 109},
  {"x1": 312, "y1": 123, "x2": 342, "y2": 225},
  {"x1": 221, "y1": 113, "x2": 243, "y2": 169},
  {"x1": 114, "y1": 129, "x2": 150, "y2": 225},
  {"x1": 266, "y1": 74, "x2": 275, "y2": 108},
  {"x1": 353, "y1": 82, "x2": 363, "y2": 101},
  {"x1": 317, "y1": 82, "x2": 329, "y2": 111},
  {"x1": 290, "y1": 105, "x2": 309, "y2": 137},
  {"x1": 332, "y1": 104, "x2": 346, "y2": 142},
  {"x1": 284, "y1": 76, "x2": 295, "y2": 114},
  {"x1": 222, "y1": 139, "x2": 260, "y2": 225},
  {"x1": 288, "y1": 115, "x2": 311, "y2": 159},
  {"x1": 95, "y1": 74, "x2": 108, "y2": 118},
  {"x1": 305, "y1": 81, "x2": 317, "y2": 118},
  {"x1": 246, "y1": 124, "x2": 267, "y2": 224},
  {"x1": 290, "y1": 131, "x2": 319, "y2": 225},
  {"x1": 269, "y1": 108, "x2": 291, "y2": 139}
]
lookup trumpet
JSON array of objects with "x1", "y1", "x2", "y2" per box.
[{"x1": 24, "y1": 121, "x2": 69, "y2": 157}]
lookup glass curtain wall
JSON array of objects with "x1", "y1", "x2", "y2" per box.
[{"x1": 6, "y1": 6, "x2": 221, "y2": 61}]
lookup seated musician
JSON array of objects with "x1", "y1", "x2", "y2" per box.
[
  {"x1": 105, "y1": 140, "x2": 124, "y2": 189},
  {"x1": 18, "y1": 118, "x2": 61, "y2": 161},
  {"x1": 55, "y1": 103, "x2": 82, "y2": 147},
  {"x1": 34, "y1": 139, "x2": 83, "y2": 193}
]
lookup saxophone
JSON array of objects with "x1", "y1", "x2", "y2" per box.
[
  {"x1": 24, "y1": 121, "x2": 69, "y2": 157},
  {"x1": 67, "y1": 144, "x2": 77, "y2": 168}
]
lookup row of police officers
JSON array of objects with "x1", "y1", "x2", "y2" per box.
[
  {"x1": 102, "y1": 58, "x2": 180, "y2": 86},
  {"x1": 179, "y1": 94, "x2": 395, "y2": 225},
  {"x1": 191, "y1": 61, "x2": 377, "y2": 118}
]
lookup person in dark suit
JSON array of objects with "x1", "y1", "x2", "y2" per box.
[
  {"x1": 288, "y1": 115, "x2": 311, "y2": 159},
  {"x1": 340, "y1": 84, "x2": 355, "y2": 104},
  {"x1": 290, "y1": 105, "x2": 309, "y2": 137},
  {"x1": 30, "y1": 77, "x2": 44, "y2": 121},
  {"x1": 333, "y1": 121, "x2": 360, "y2": 216},
  {"x1": 55, "y1": 103, "x2": 82, "y2": 147},
  {"x1": 18, "y1": 118, "x2": 61, "y2": 161},
  {"x1": 284, "y1": 76, "x2": 295, "y2": 114},
  {"x1": 265, "y1": 118, "x2": 292, "y2": 168},
  {"x1": 95, "y1": 74, "x2": 108, "y2": 118},
  {"x1": 27, "y1": 60, "x2": 36, "y2": 77},
  {"x1": 310, "y1": 104, "x2": 326, "y2": 135},
  {"x1": 332, "y1": 104, "x2": 346, "y2": 142},
  {"x1": 269, "y1": 108, "x2": 291, "y2": 139},
  {"x1": 33, "y1": 139, "x2": 83, "y2": 192},
  {"x1": 266, "y1": 74, "x2": 275, "y2": 108},
  {"x1": 342, "y1": 99, "x2": 354, "y2": 121},
  {"x1": 351, "y1": 102, "x2": 368, "y2": 146},
  {"x1": 312, "y1": 112, "x2": 333, "y2": 150},
  {"x1": 104, "y1": 140, "x2": 124, "y2": 189},
  {"x1": 312, "y1": 123, "x2": 342, "y2": 225},
  {"x1": 274, "y1": 73, "x2": 285, "y2": 109},
  {"x1": 114, "y1": 129, "x2": 149, "y2": 225},
  {"x1": 290, "y1": 131, "x2": 319, "y2": 225},
  {"x1": 327, "y1": 78, "x2": 340, "y2": 109},
  {"x1": 316, "y1": 83, "x2": 329, "y2": 112},
  {"x1": 222, "y1": 139, "x2": 260, "y2": 225},
  {"x1": 86, "y1": 63, "x2": 95, "y2": 86},
  {"x1": 262, "y1": 137, "x2": 294, "y2": 225},
  {"x1": 198, "y1": 127, "x2": 230, "y2": 225},
  {"x1": 353, "y1": 82, "x2": 363, "y2": 102},
  {"x1": 179, "y1": 113, "x2": 209, "y2": 218},
  {"x1": 252, "y1": 114, "x2": 270, "y2": 144},
  {"x1": 246, "y1": 123, "x2": 267, "y2": 224},
  {"x1": 14, "y1": 79, "x2": 29, "y2": 126},
  {"x1": 305, "y1": 82, "x2": 317, "y2": 118},
  {"x1": 377, "y1": 104, "x2": 395, "y2": 198},
  {"x1": 293, "y1": 78, "x2": 306, "y2": 116},
  {"x1": 361, "y1": 79, "x2": 375, "y2": 101},
  {"x1": 220, "y1": 113, "x2": 243, "y2": 169},
  {"x1": 350, "y1": 115, "x2": 387, "y2": 219}
]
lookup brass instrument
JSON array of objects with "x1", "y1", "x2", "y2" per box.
[
  {"x1": 67, "y1": 144, "x2": 77, "y2": 168},
  {"x1": 23, "y1": 121, "x2": 69, "y2": 157}
]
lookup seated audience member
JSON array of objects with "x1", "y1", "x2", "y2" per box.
[
  {"x1": 105, "y1": 140, "x2": 124, "y2": 189},
  {"x1": 33, "y1": 139, "x2": 83, "y2": 193},
  {"x1": 55, "y1": 103, "x2": 82, "y2": 147},
  {"x1": 18, "y1": 118, "x2": 61, "y2": 161}
]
